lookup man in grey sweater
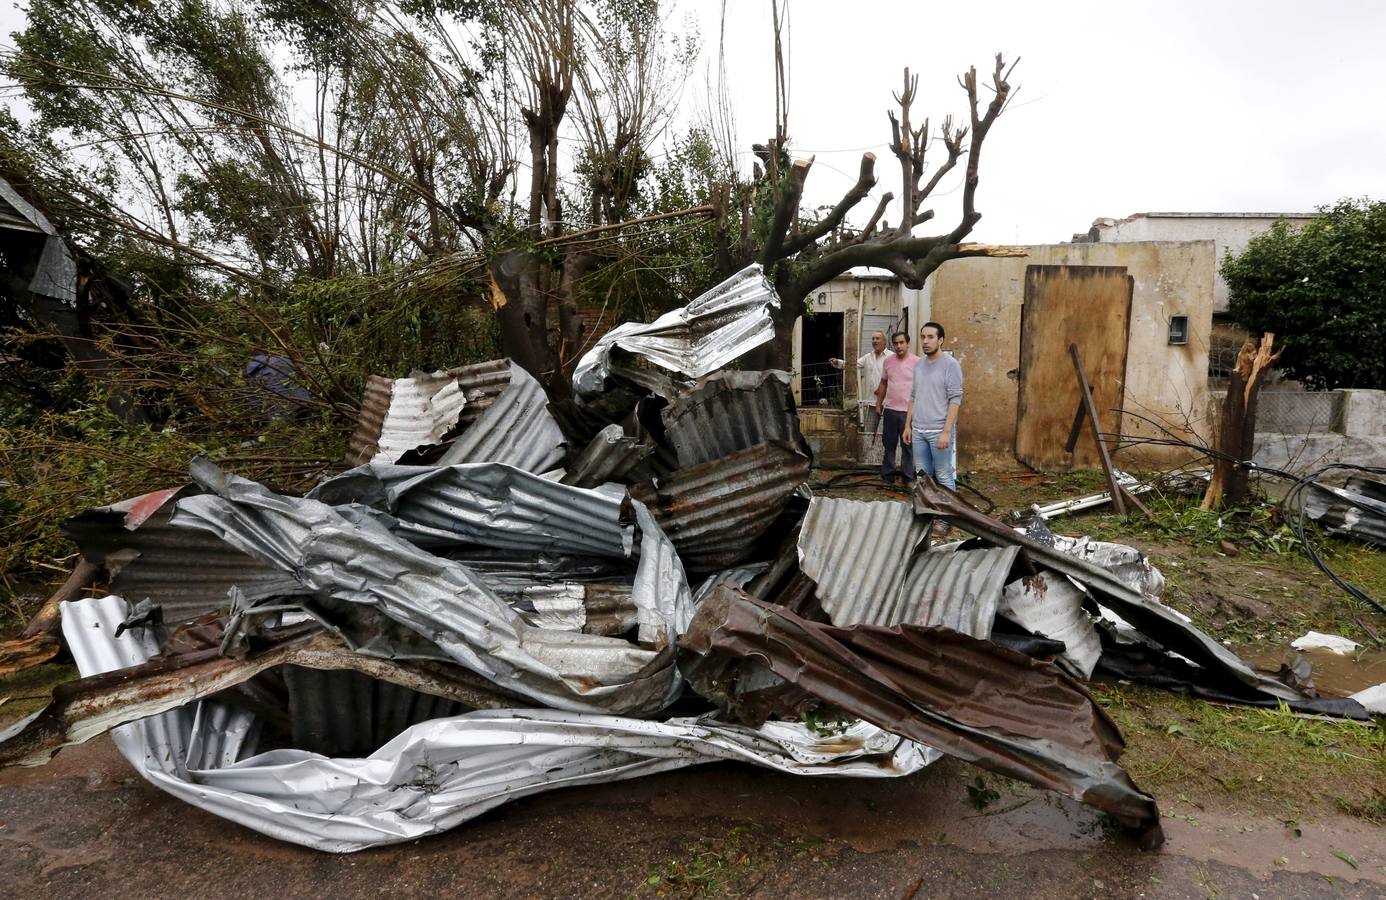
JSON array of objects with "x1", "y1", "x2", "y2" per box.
[{"x1": 903, "y1": 321, "x2": 962, "y2": 490}]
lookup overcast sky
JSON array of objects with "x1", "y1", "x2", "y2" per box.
[
  {"x1": 3, "y1": 1, "x2": 1383, "y2": 245},
  {"x1": 680, "y1": 0, "x2": 1386, "y2": 243}
]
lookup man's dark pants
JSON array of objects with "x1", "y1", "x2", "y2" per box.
[{"x1": 881, "y1": 408, "x2": 915, "y2": 483}]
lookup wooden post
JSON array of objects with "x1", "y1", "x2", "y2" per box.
[{"x1": 1070, "y1": 344, "x2": 1150, "y2": 518}]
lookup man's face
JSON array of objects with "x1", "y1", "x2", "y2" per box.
[
  {"x1": 870, "y1": 332, "x2": 886, "y2": 353},
  {"x1": 919, "y1": 327, "x2": 942, "y2": 356},
  {"x1": 892, "y1": 334, "x2": 910, "y2": 357}
]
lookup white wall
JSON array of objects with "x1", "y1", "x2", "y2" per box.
[{"x1": 1090, "y1": 213, "x2": 1315, "y2": 312}]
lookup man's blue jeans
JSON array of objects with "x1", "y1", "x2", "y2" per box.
[{"x1": 911, "y1": 428, "x2": 956, "y2": 490}]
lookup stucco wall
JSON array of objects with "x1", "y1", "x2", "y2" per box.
[
  {"x1": 928, "y1": 241, "x2": 1215, "y2": 469},
  {"x1": 1089, "y1": 214, "x2": 1313, "y2": 313}
]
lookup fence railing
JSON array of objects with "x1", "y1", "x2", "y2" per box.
[
  {"x1": 797, "y1": 361, "x2": 845, "y2": 407},
  {"x1": 1255, "y1": 390, "x2": 1345, "y2": 434}
]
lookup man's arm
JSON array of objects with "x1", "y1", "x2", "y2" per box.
[
  {"x1": 904, "y1": 398, "x2": 913, "y2": 444},
  {"x1": 874, "y1": 375, "x2": 886, "y2": 415},
  {"x1": 935, "y1": 402, "x2": 960, "y2": 449}
]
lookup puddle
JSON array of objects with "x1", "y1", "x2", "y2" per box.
[{"x1": 1252, "y1": 646, "x2": 1386, "y2": 696}]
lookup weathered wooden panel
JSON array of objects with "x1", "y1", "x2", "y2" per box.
[{"x1": 1016, "y1": 266, "x2": 1132, "y2": 469}]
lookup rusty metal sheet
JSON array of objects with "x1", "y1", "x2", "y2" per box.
[
  {"x1": 895, "y1": 545, "x2": 1024, "y2": 635},
  {"x1": 629, "y1": 441, "x2": 811, "y2": 575},
  {"x1": 435, "y1": 360, "x2": 566, "y2": 472},
  {"x1": 560, "y1": 424, "x2": 653, "y2": 487},
  {"x1": 346, "y1": 359, "x2": 511, "y2": 465},
  {"x1": 61, "y1": 487, "x2": 308, "y2": 620},
  {"x1": 660, "y1": 370, "x2": 804, "y2": 467},
  {"x1": 1016, "y1": 265, "x2": 1132, "y2": 469},
  {"x1": 573, "y1": 264, "x2": 780, "y2": 399},
  {"x1": 913, "y1": 478, "x2": 1303, "y2": 703},
  {"x1": 797, "y1": 498, "x2": 928, "y2": 625},
  {"x1": 491, "y1": 581, "x2": 638, "y2": 636},
  {"x1": 681, "y1": 583, "x2": 1163, "y2": 847}
]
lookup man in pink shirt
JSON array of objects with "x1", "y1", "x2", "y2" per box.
[{"x1": 874, "y1": 332, "x2": 919, "y2": 484}]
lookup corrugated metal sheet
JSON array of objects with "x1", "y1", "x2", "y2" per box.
[
  {"x1": 573, "y1": 264, "x2": 780, "y2": 398},
  {"x1": 172, "y1": 460, "x2": 689, "y2": 715},
  {"x1": 681, "y1": 583, "x2": 1165, "y2": 848},
  {"x1": 661, "y1": 370, "x2": 804, "y2": 468},
  {"x1": 797, "y1": 498, "x2": 928, "y2": 625},
  {"x1": 913, "y1": 478, "x2": 1304, "y2": 703},
  {"x1": 436, "y1": 360, "x2": 566, "y2": 472},
  {"x1": 61, "y1": 488, "x2": 307, "y2": 621},
  {"x1": 10, "y1": 595, "x2": 935, "y2": 853},
  {"x1": 491, "y1": 581, "x2": 637, "y2": 636},
  {"x1": 560, "y1": 424, "x2": 652, "y2": 487},
  {"x1": 1304, "y1": 476, "x2": 1386, "y2": 547},
  {"x1": 895, "y1": 545, "x2": 1023, "y2": 636},
  {"x1": 349, "y1": 372, "x2": 466, "y2": 465},
  {"x1": 284, "y1": 666, "x2": 468, "y2": 757},
  {"x1": 629, "y1": 441, "x2": 810, "y2": 574},
  {"x1": 309, "y1": 461, "x2": 632, "y2": 559},
  {"x1": 999, "y1": 572, "x2": 1102, "y2": 679},
  {"x1": 346, "y1": 359, "x2": 511, "y2": 465}
]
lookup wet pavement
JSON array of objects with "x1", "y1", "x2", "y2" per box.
[{"x1": 1, "y1": 736, "x2": 1381, "y2": 898}]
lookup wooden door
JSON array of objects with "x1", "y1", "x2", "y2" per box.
[{"x1": 1015, "y1": 265, "x2": 1133, "y2": 470}]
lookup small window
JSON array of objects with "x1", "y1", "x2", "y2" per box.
[{"x1": 1168, "y1": 315, "x2": 1189, "y2": 345}]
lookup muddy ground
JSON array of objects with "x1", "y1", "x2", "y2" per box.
[{"x1": 1, "y1": 468, "x2": 1383, "y2": 897}]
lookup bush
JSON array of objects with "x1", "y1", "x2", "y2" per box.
[{"x1": 1223, "y1": 199, "x2": 1386, "y2": 390}]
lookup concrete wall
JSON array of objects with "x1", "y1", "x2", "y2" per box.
[
  {"x1": 1086, "y1": 213, "x2": 1314, "y2": 313},
  {"x1": 1252, "y1": 389, "x2": 1386, "y2": 475},
  {"x1": 928, "y1": 241, "x2": 1215, "y2": 469}
]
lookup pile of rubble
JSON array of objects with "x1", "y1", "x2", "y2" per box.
[{"x1": 0, "y1": 266, "x2": 1377, "y2": 853}]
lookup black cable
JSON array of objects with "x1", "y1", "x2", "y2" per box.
[{"x1": 1097, "y1": 418, "x2": 1386, "y2": 617}]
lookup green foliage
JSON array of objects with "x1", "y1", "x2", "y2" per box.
[
  {"x1": 966, "y1": 775, "x2": 1000, "y2": 810},
  {"x1": 0, "y1": 396, "x2": 352, "y2": 626},
  {"x1": 1223, "y1": 199, "x2": 1386, "y2": 390}
]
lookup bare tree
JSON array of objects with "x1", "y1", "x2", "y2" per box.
[{"x1": 714, "y1": 54, "x2": 1021, "y2": 367}]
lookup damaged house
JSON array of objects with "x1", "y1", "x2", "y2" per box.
[{"x1": 792, "y1": 242, "x2": 1214, "y2": 471}]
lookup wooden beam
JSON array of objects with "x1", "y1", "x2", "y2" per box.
[{"x1": 1070, "y1": 343, "x2": 1138, "y2": 517}]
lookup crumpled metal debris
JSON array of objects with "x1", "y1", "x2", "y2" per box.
[
  {"x1": 436, "y1": 360, "x2": 567, "y2": 472},
  {"x1": 171, "y1": 458, "x2": 689, "y2": 714},
  {"x1": 9, "y1": 595, "x2": 934, "y2": 852},
  {"x1": 681, "y1": 584, "x2": 1164, "y2": 848},
  {"x1": 572, "y1": 263, "x2": 780, "y2": 399},
  {"x1": 347, "y1": 359, "x2": 510, "y2": 465},
  {"x1": 1304, "y1": 475, "x2": 1386, "y2": 547},
  {"x1": 660, "y1": 370, "x2": 804, "y2": 468},
  {"x1": 16, "y1": 265, "x2": 1362, "y2": 856}
]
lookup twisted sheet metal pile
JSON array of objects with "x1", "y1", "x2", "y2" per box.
[{"x1": 3, "y1": 266, "x2": 1368, "y2": 853}]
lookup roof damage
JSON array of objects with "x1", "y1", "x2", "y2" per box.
[{"x1": 3, "y1": 266, "x2": 1378, "y2": 854}]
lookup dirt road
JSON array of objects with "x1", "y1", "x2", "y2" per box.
[{"x1": 1, "y1": 735, "x2": 1380, "y2": 899}]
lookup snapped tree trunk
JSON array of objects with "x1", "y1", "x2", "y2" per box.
[{"x1": 1202, "y1": 333, "x2": 1279, "y2": 510}]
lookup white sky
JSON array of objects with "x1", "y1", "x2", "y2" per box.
[
  {"x1": 679, "y1": 0, "x2": 1386, "y2": 243},
  {"x1": 3, "y1": 0, "x2": 1384, "y2": 245}
]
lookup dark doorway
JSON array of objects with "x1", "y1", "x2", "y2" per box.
[{"x1": 800, "y1": 312, "x2": 844, "y2": 406}]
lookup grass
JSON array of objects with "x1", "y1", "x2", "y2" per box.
[
  {"x1": 643, "y1": 825, "x2": 814, "y2": 897},
  {"x1": 1092, "y1": 683, "x2": 1386, "y2": 821}
]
